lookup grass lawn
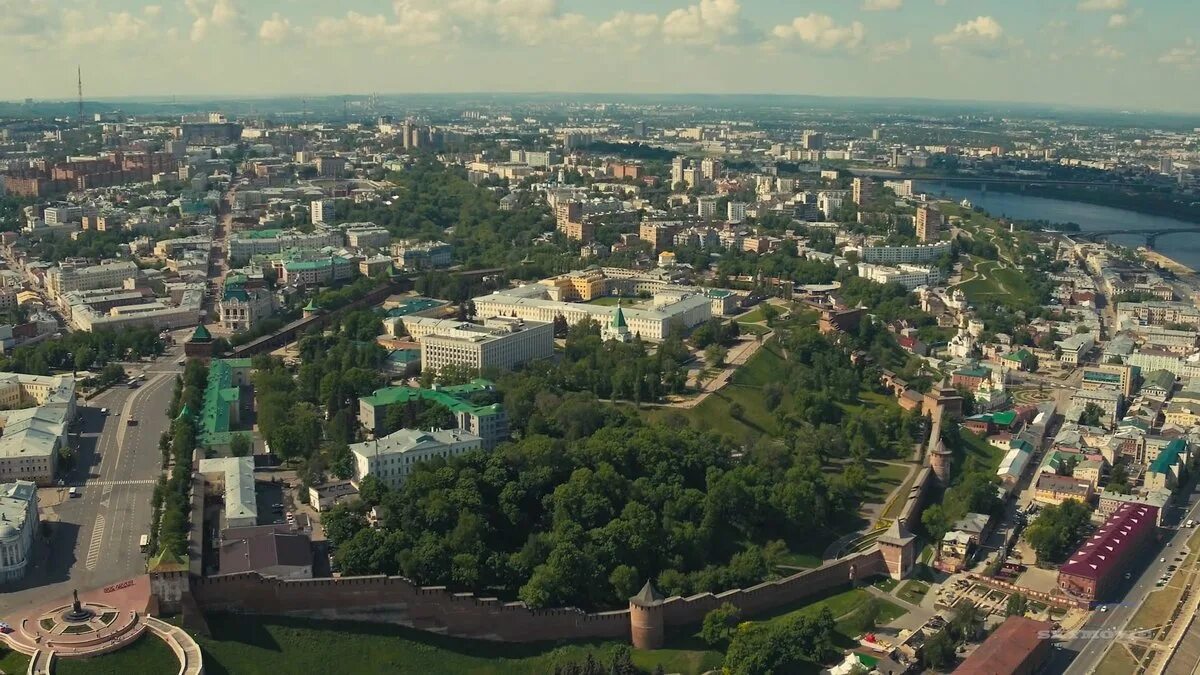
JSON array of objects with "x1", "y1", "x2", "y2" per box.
[
  {"x1": 56, "y1": 633, "x2": 179, "y2": 675},
  {"x1": 1093, "y1": 646, "x2": 1141, "y2": 675},
  {"x1": 861, "y1": 462, "x2": 913, "y2": 503},
  {"x1": 881, "y1": 466, "x2": 919, "y2": 520},
  {"x1": 734, "y1": 306, "x2": 769, "y2": 323},
  {"x1": 737, "y1": 322, "x2": 770, "y2": 336},
  {"x1": 754, "y1": 585, "x2": 905, "y2": 640},
  {"x1": 193, "y1": 614, "x2": 722, "y2": 675},
  {"x1": 955, "y1": 429, "x2": 1006, "y2": 480},
  {"x1": 0, "y1": 649, "x2": 30, "y2": 674},
  {"x1": 897, "y1": 580, "x2": 930, "y2": 605},
  {"x1": 873, "y1": 577, "x2": 899, "y2": 593},
  {"x1": 730, "y1": 342, "x2": 786, "y2": 387},
  {"x1": 773, "y1": 550, "x2": 824, "y2": 570}
]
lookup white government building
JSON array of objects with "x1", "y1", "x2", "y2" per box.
[
  {"x1": 198, "y1": 457, "x2": 258, "y2": 530},
  {"x1": 472, "y1": 284, "x2": 711, "y2": 342},
  {"x1": 386, "y1": 315, "x2": 554, "y2": 375},
  {"x1": 350, "y1": 428, "x2": 482, "y2": 491},
  {"x1": 0, "y1": 373, "x2": 76, "y2": 486},
  {"x1": 0, "y1": 480, "x2": 37, "y2": 582}
]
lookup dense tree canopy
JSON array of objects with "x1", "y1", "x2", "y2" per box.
[{"x1": 326, "y1": 419, "x2": 858, "y2": 610}]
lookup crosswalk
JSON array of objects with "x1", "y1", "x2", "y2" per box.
[
  {"x1": 69, "y1": 479, "x2": 157, "y2": 487},
  {"x1": 85, "y1": 514, "x2": 106, "y2": 571}
]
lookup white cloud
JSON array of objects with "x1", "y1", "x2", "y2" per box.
[
  {"x1": 1158, "y1": 40, "x2": 1199, "y2": 69},
  {"x1": 661, "y1": 0, "x2": 743, "y2": 45},
  {"x1": 1091, "y1": 40, "x2": 1123, "y2": 60},
  {"x1": 0, "y1": 0, "x2": 51, "y2": 45},
  {"x1": 863, "y1": 0, "x2": 903, "y2": 11},
  {"x1": 934, "y1": 16, "x2": 1003, "y2": 45},
  {"x1": 258, "y1": 13, "x2": 294, "y2": 45},
  {"x1": 596, "y1": 12, "x2": 660, "y2": 42},
  {"x1": 312, "y1": 11, "x2": 409, "y2": 46},
  {"x1": 1106, "y1": 13, "x2": 1128, "y2": 28},
  {"x1": 186, "y1": 0, "x2": 241, "y2": 43},
  {"x1": 143, "y1": 5, "x2": 162, "y2": 18},
  {"x1": 932, "y1": 15, "x2": 1018, "y2": 56},
  {"x1": 63, "y1": 9, "x2": 150, "y2": 45},
  {"x1": 871, "y1": 38, "x2": 911, "y2": 61},
  {"x1": 1077, "y1": 0, "x2": 1126, "y2": 11},
  {"x1": 771, "y1": 13, "x2": 865, "y2": 51}
]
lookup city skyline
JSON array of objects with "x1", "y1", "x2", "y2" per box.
[{"x1": 1, "y1": 0, "x2": 1198, "y2": 111}]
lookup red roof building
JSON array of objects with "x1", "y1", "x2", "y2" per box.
[
  {"x1": 956, "y1": 616, "x2": 1054, "y2": 675},
  {"x1": 1058, "y1": 502, "x2": 1158, "y2": 603}
]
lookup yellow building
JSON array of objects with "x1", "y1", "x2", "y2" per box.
[
  {"x1": 539, "y1": 269, "x2": 607, "y2": 302},
  {"x1": 1165, "y1": 400, "x2": 1200, "y2": 428}
]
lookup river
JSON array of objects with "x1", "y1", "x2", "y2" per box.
[{"x1": 916, "y1": 182, "x2": 1200, "y2": 271}]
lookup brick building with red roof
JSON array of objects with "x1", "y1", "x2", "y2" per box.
[
  {"x1": 956, "y1": 615, "x2": 1054, "y2": 675},
  {"x1": 1057, "y1": 502, "x2": 1158, "y2": 603}
]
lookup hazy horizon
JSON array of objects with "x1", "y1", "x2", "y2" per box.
[{"x1": 1, "y1": 0, "x2": 1197, "y2": 111}]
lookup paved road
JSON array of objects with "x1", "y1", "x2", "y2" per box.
[
  {"x1": 0, "y1": 347, "x2": 184, "y2": 617},
  {"x1": 1051, "y1": 490, "x2": 1200, "y2": 675}
]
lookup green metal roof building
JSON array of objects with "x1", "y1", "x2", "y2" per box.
[
  {"x1": 358, "y1": 379, "x2": 508, "y2": 449},
  {"x1": 198, "y1": 358, "x2": 254, "y2": 451}
]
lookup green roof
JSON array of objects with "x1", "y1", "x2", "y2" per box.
[
  {"x1": 198, "y1": 359, "x2": 253, "y2": 448},
  {"x1": 240, "y1": 228, "x2": 284, "y2": 239},
  {"x1": 613, "y1": 302, "x2": 627, "y2": 329},
  {"x1": 175, "y1": 404, "x2": 194, "y2": 421},
  {"x1": 1151, "y1": 439, "x2": 1187, "y2": 474},
  {"x1": 1144, "y1": 369, "x2": 1176, "y2": 392},
  {"x1": 387, "y1": 349, "x2": 421, "y2": 364},
  {"x1": 147, "y1": 549, "x2": 188, "y2": 573},
  {"x1": 190, "y1": 324, "x2": 212, "y2": 341},
  {"x1": 1003, "y1": 349, "x2": 1033, "y2": 361},
  {"x1": 361, "y1": 379, "x2": 502, "y2": 418},
  {"x1": 384, "y1": 297, "x2": 446, "y2": 318},
  {"x1": 992, "y1": 410, "x2": 1017, "y2": 426},
  {"x1": 303, "y1": 300, "x2": 319, "y2": 311},
  {"x1": 955, "y1": 366, "x2": 991, "y2": 378}
]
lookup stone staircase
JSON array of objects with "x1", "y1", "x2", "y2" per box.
[{"x1": 144, "y1": 616, "x2": 204, "y2": 675}]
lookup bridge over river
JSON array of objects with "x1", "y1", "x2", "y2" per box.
[{"x1": 1074, "y1": 227, "x2": 1200, "y2": 248}]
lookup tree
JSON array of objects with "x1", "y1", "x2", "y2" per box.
[
  {"x1": 1079, "y1": 402, "x2": 1105, "y2": 428},
  {"x1": 922, "y1": 503, "x2": 950, "y2": 546},
  {"x1": 729, "y1": 402, "x2": 745, "y2": 420},
  {"x1": 1024, "y1": 499, "x2": 1092, "y2": 563},
  {"x1": 922, "y1": 630, "x2": 956, "y2": 669},
  {"x1": 1005, "y1": 594, "x2": 1029, "y2": 617},
  {"x1": 230, "y1": 434, "x2": 252, "y2": 457},
  {"x1": 705, "y1": 344, "x2": 728, "y2": 369},
  {"x1": 701, "y1": 602, "x2": 742, "y2": 647}
]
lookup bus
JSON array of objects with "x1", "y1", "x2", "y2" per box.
[{"x1": 139, "y1": 534, "x2": 150, "y2": 550}]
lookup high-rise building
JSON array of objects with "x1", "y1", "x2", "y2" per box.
[
  {"x1": 697, "y1": 196, "x2": 719, "y2": 219},
  {"x1": 310, "y1": 198, "x2": 335, "y2": 224},
  {"x1": 851, "y1": 177, "x2": 874, "y2": 206},
  {"x1": 700, "y1": 157, "x2": 721, "y2": 181},
  {"x1": 801, "y1": 131, "x2": 825, "y2": 150},
  {"x1": 872, "y1": 128, "x2": 882, "y2": 141},
  {"x1": 727, "y1": 201, "x2": 747, "y2": 224},
  {"x1": 916, "y1": 205, "x2": 944, "y2": 242},
  {"x1": 671, "y1": 156, "x2": 687, "y2": 187}
]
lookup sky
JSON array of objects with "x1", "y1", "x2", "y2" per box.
[{"x1": 1, "y1": 0, "x2": 1198, "y2": 110}]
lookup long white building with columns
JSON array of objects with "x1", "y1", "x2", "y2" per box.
[{"x1": 473, "y1": 284, "x2": 711, "y2": 342}]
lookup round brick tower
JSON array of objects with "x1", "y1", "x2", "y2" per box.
[
  {"x1": 629, "y1": 580, "x2": 665, "y2": 649},
  {"x1": 931, "y1": 444, "x2": 953, "y2": 485}
]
